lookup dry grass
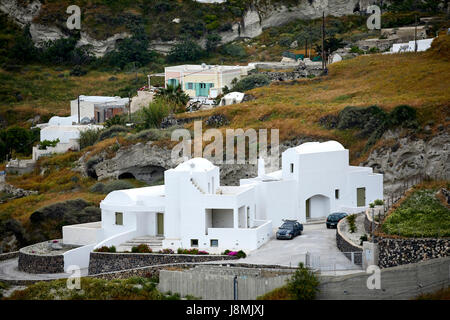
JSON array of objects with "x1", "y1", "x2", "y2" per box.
[
  {"x1": 180, "y1": 35, "x2": 450, "y2": 162},
  {"x1": 416, "y1": 287, "x2": 450, "y2": 300},
  {"x1": 0, "y1": 65, "x2": 147, "y2": 127}
]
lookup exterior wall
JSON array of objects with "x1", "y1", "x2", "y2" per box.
[
  {"x1": 32, "y1": 140, "x2": 79, "y2": 161},
  {"x1": 70, "y1": 100, "x2": 96, "y2": 119},
  {"x1": 63, "y1": 222, "x2": 103, "y2": 246},
  {"x1": 18, "y1": 251, "x2": 64, "y2": 274}
]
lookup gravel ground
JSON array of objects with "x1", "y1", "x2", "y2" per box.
[{"x1": 21, "y1": 240, "x2": 79, "y2": 256}]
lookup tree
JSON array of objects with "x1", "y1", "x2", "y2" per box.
[
  {"x1": 314, "y1": 36, "x2": 345, "y2": 56},
  {"x1": 155, "y1": 84, "x2": 190, "y2": 112},
  {"x1": 232, "y1": 74, "x2": 270, "y2": 92},
  {"x1": 167, "y1": 39, "x2": 205, "y2": 63},
  {"x1": 206, "y1": 33, "x2": 222, "y2": 53},
  {"x1": 286, "y1": 262, "x2": 320, "y2": 300},
  {"x1": 140, "y1": 100, "x2": 170, "y2": 129}
]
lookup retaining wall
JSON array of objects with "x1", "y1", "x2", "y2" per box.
[
  {"x1": 318, "y1": 256, "x2": 450, "y2": 300},
  {"x1": 88, "y1": 252, "x2": 238, "y2": 275},
  {"x1": 377, "y1": 236, "x2": 450, "y2": 268},
  {"x1": 18, "y1": 251, "x2": 64, "y2": 274},
  {"x1": 336, "y1": 220, "x2": 363, "y2": 265},
  {"x1": 0, "y1": 251, "x2": 19, "y2": 261}
]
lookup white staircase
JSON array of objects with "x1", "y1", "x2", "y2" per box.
[
  {"x1": 190, "y1": 178, "x2": 205, "y2": 194},
  {"x1": 118, "y1": 235, "x2": 164, "y2": 252}
]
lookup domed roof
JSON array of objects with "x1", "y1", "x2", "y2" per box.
[
  {"x1": 175, "y1": 158, "x2": 215, "y2": 172},
  {"x1": 294, "y1": 141, "x2": 345, "y2": 154}
]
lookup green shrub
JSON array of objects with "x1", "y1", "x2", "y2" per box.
[
  {"x1": 39, "y1": 139, "x2": 59, "y2": 150},
  {"x1": 369, "y1": 202, "x2": 375, "y2": 208},
  {"x1": 94, "y1": 246, "x2": 116, "y2": 253},
  {"x1": 89, "y1": 182, "x2": 105, "y2": 194},
  {"x1": 103, "y1": 180, "x2": 134, "y2": 194},
  {"x1": 237, "y1": 250, "x2": 247, "y2": 258},
  {"x1": 132, "y1": 244, "x2": 152, "y2": 253},
  {"x1": 374, "y1": 199, "x2": 384, "y2": 206},
  {"x1": 360, "y1": 234, "x2": 368, "y2": 245},
  {"x1": 347, "y1": 214, "x2": 357, "y2": 233},
  {"x1": 232, "y1": 74, "x2": 270, "y2": 92},
  {"x1": 79, "y1": 128, "x2": 101, "y2": 149},
  {"x1": 167, "y1": 39, "x2": 205, "y2": 63},
  {"x1": 221, "y1": 44, "x2": 247, "y2": 58},
  {"x1": 127, "y1": 128, "x2": 173, "y2": 142},
  {"x1": 285, "y1": 262, "x2": 320, "y2": 300},
  {"x1": 139, "y1": 100, "x2": 170, "y2": 129},
  {"x1": 388, "y1": 105, "x2": 418, "y2": 128},
  {"x1": 105, "y1": 115, "x2": 127, "y2": 128},
  {"x1": 98, "y1": 125, "x2": 128, "y2": 141}
]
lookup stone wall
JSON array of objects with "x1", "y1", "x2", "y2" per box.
[
  {"x1": 0, "y1": 251, "x2": 19, "y2": 261},
  {"x1": 377, "y1": 237, "x2": 450, "y2": 268},
  {"x1": 18, "y1": 251, "x2": 64, "y2": 274},
  {"x1": 336, "y1": 222, "x2": 363, "y2": 265},
  {"x1": 88, "y1": 252, "x2": 238, "y2": 275}
]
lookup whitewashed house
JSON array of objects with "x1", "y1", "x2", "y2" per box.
[
  {"x1": 70, "y1": 96, "x2": 129, "y2": 121},
  {"x1": 32, "y1": 116, "x2": 102, "y2": 160},
  {"x1": 61, "y1": 141, "x2": 383, "y2": 271}
]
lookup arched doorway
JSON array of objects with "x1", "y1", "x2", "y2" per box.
[{"x1": 305, "y1": 195, "x2": 330, "y2": 220}]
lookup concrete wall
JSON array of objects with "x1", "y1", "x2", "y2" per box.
[{"x1": 317, "y1": 256, "x2": 450, "y2": 300}]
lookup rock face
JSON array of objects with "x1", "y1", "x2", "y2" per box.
[
  {"x1": 362, "y1": 130, "x2": 450, "y2": 194},
  {"x1": 1, "y1": 0, "x2": 369, "y2": 56}
]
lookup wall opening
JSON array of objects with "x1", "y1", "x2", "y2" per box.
[{"x1": 305, "y1": 195, "x2": 330, "y2": 219}]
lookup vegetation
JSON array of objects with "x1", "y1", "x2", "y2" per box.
[
  {"x1": 94, "y1": 246, "x2": 117, "y2": 253},
  {"x1": 131, "y1": 244, "x2": 152, "y2": 253},
  {"x1": 154, "y1": 84, "x2": 190, "y2": 112},
  {"x1": 381, "y1": 188, "x2": 450, "y2": 237},
  {"x1": 38, "y1": 139, "x2": 60, "y2": 150},
  {"x1": 79, "y1": 128, "x2": 101, "y2": 150},
  {"x1": 0, "y1": 126, "x2": 39, "y2": 159},
  {"x1": 258, "y1": 262, "x2": 320, "y2": 300},
  {"x1": 347, "y1": 214, "x2": 357, "y2": 233},
  {"x1": 6, "y1": 276, "x2": 178, "y2": 300},
  {"x1": 232, "y1": 74, "x2": 271, "y2": 92}
]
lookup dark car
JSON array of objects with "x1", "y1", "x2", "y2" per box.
[
  {"x1": 276, "y1": 220, "x2": 303, "y2": 240},
  {"x1": 326, "y1": 212, "x2": 348, "y2": 229}
]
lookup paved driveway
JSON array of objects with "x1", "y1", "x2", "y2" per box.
[{"x1": 237, "y1": 223, "x2": 362, "y2": 271}]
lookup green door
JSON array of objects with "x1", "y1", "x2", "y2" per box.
[
  {"x1": 198, "y1": 83, "x2": 208, "y2": 97},
  {"x1": 305, "y1": 199, "x2": 310, "y2": 219},
  {"x1": 157, "y1": 213, "x2": 164, "y2": 236},
  {"x1": 357, "y1": 188, "x2": 366, "y2": 207}
]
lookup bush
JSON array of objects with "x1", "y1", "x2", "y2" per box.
[
  {"x1": 89, "y1": 182, "x2": 105, "y2": 194},
  {"x1": 103, "y1": 180, "x2": 134, "y2": 194},
  {"x1": 94, "y1": 246, "x2": 116, "y2": 253},
  {"x1": 105, "y1": 115, "x2": 127, "y2": 128},
  {"x1": 167, "y1": 39, "x2": 205, "y2": 63},
  {"x1": 374, "y1": 199, "x2": 384, "y2": 206},
  {"x1": 139, "y1": 100, "x2": 170, "y2": 129},
  {"x1": 285, "y1": 262, "x2": 320, "y2": 300},
  {"x1": 132, "y1": 244, "x2": 152, "y2": 253},
  {"x1": 388, "y1": 105, "x2": 418, "y2": 128},
  {"x1": 127, "y1": 128, "x2": 172, "y2": 142},
  {"x1": 159, "y1": 248, "x2": 174, "y2": 254},
  {"x1": 360, "y1": 234, "x2": 368, "y2": 245},
  {"x1": 79, "y1": 128, "x2": 101, "y2": 149},
  {"x1": 39, "y1": 139, "x2": 59, "y2": 150},
  {"x1": 220, "y1": 44, "x2": 247, "y2": 58},
  {"x1": 232, "y1": 74, "x2": 270, "y2": 92},
  {"x1": 347, "y1": 214, "x2": 357, "y2": 233},
  {"x1": 98, "y1": 125, "x2": 129, "y2": 141}
]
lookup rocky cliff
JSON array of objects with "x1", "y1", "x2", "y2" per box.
[{"x1": 0, "y1": 0, "x2": 371, "y2": 57}]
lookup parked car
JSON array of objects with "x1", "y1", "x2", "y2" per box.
[
  {"x1": 276, "y1": 220, "x2": 303, "y2": 240},
  {"x1": 326, "y1": 212, "x2": 348, "y2": 229}
]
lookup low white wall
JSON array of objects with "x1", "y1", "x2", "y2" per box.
[
  {"x1": 63, "y1": 244, "x2": 96, "y2": 271},
  {"x1": 63, "y1": 222, "x2": 103, "y2": 246},
  {"x1": 93, "y1": 228, "x2": 138, "y2": 250}
]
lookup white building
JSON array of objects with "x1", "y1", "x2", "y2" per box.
[
  {"x1": 389, "y1": 38, "x2": 434, "y2": 53},
  {"x1": 61, "y1": 141, "x2": 383, "y2": 271},
  {"x1": 32, "y1": 116, "x2": 102, "y2": 160},
  {"x1": 70, "y1": 96, "x2": 130, "y2": 121},
  {"x1": 164, "y1": 64, "x2": 248, "y2": 99}
]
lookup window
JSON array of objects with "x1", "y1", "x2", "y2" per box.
[
  {"x1": 210, "y1": 239, "x2": 218, "y2": 247},
  {"x1": 335, "y1": 189, "x2": 340, "y2": 199},
  {"x1": 191, "y1": 239, "x2": 199, "y2": 247},
  {"x1": 290, "y1": 163, "x2": 294, "y2": 173},
  {"x1": 115, "y1": 212, "x2": 123, "y2": 225},
  {"x1": 188, "y1": 82, "x2": 193, "y2": 90}
]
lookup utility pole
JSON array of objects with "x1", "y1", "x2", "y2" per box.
[
  {"x1": 414, "y1": 14, "x2": 418, "y2": 52},
  {"x1": 128, "y1": 92, "x2": 131, "y2": 123},
  {"x1": 305, "y1": 38, "x2": 308, "y2": 59},
  {"x1": 77, "y1": 95, "x2": 80, "y2": 124},
  {"x1": 322, "y1": 11, "x2": 326, "y2": 70}
]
